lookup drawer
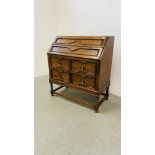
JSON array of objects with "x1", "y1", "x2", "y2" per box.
[
  {"x1": 51, "y1": 46, "x2": 101, "y2": 59},
  {"x1": 52, "y1": 70, "x2": 69, "y2": 83},
  {"x1": 71, "y1": 74, "x2": 95, "y2": 89},
  {"x1": 55, "y1": 38, "x2": 105, "y2": 46},
  {"x1": 72, "y1": 60, "x2": 96, "y2": 75},
  {"x1": 50, "y1": 57, "x2": 69, "y2": 70}
]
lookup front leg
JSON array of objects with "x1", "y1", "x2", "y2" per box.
[
  {"x1": 94, "y1": 95, "x2": 100, "y2": 113},
  {"x1": 50, "y1": 82, "x2": 54, "y2": 96},
  {"x1": 105, "y1": 86, "x2": 109, "y2": 100}
]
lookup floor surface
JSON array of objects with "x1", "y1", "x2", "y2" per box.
[{"x1": 35, "y1": 76, "x2": 121, "y2": 155}]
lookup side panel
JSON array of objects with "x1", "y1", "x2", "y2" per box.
[{"x1": 99, "y1": 37, "x2": 114, "y2": 92}]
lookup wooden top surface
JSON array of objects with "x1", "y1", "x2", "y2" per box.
[{"x1": 48, "y1": 36, "x2": 110, "y2": 60}]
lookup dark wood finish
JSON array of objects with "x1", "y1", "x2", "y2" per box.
[
  {"x1": 51, "y1": 45, "x2": 102, "y2": 59},
  {"x1": 47, "y1": 36, "x2": 114, "y2": 112},
  {"x1": 99, "y1": 37, "x2": 114, "y2": 92},
  {"x1": 72, "y1": 60, "x2": 95, "y2": 75},
  {"x1": 52, "y1": 86, "x2": 107, "y2": 112},
  {"x1": 51, "y1": 70, "x2": 69, "y2": 83},
  {"x1": 71, "y1": 74, "x2": 95, "y2": 89},
  {"x1": 50, "y1": 56, "x2": 69, "y2": 71}
]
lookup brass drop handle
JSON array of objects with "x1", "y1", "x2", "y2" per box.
[
  {"x1": 81, "y1": 66, "x2": 84, "y2": 71},
  {"x1": 79, "y1": 80, "x2": 87, "y2": 86},
  {"x1": 58, "y1": 61, "x2": 62, "y2": 67},
  {"x1": 81, "y1": 66, "x2": 87, "y2": 72},
  {"x1": 81, "y1": 80, "x2": 84, "y2": 85}
]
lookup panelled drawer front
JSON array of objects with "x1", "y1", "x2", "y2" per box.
[
  {"x1": 72, "y1": 60, "x2": 96, "y2": 75},
  {"x1": 51, "y1": 46, "x2": 99, "y2": 57},
  {"x1": 71, "y1": 74, "x2": 95, "y2": 89},
  {"x1": 50, "y1": 57, "x2": 69, "y2": 71},
  {"x1": 55, "y1": 38, "x2": 104, "y2": 46},
  {"x1": 52, "y1": 70, "x2": 69, "y2": 83}
]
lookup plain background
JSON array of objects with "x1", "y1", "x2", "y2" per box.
[
  {"x1": 0, "y1": 0, "x2": 155, "y2": 155},
  {"x1": 34, "y1": 0, "x2": 121, "y2": 97}
]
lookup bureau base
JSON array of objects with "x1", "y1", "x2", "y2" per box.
[{"x1": 50, "y1": 83, "x2": 109, "y2": 113}]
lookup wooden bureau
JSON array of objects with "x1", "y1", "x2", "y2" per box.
[{"x1": 47, "y1": 36, "x2": 114, "y2": 112}]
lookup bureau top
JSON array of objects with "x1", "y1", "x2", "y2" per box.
[{"x1": 48, "y1": 36, "x2": 113, "y2": 60}]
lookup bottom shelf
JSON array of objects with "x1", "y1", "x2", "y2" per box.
[{"x1": 51, "y1": 85, "x2": 109, "y2": 113}]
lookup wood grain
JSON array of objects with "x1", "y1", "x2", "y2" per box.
[{"x1": 47, "y1": 36, "x2": 114, "y2": 112}]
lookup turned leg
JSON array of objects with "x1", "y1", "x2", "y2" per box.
[
  {"x1": 105, "y1": 86, "x2": 109, "y2": 100},
  {"x1": 94, "y1": 96, "x2": 100, "y2": 113},
  {"x1": 50, "y1": 82, "x2": 54, "y2": 96}
]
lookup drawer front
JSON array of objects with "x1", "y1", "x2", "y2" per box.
[
  {"x1": 72, "y1": 60, "x2": 96, "y2": 75},
  {"x1": 71, "y1": 74, "x2": 95, "y2": 89},
  {"x1": 52, "y1": 70, "x2": 69, "y2": 83},
  {"x1": 55, "y1": 38, "x2": 104, "y2": 46},
  {"x1": 50, "y1": 57, "x2": 69, "y2": 71}
]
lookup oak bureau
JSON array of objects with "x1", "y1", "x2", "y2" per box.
[{"x1": 47, "y1": 36, "x2": 114, "y2": 112}]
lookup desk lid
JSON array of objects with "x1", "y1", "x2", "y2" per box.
[{"x1": 48, "y1": 36, "x2": 108, "y2": 60}]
